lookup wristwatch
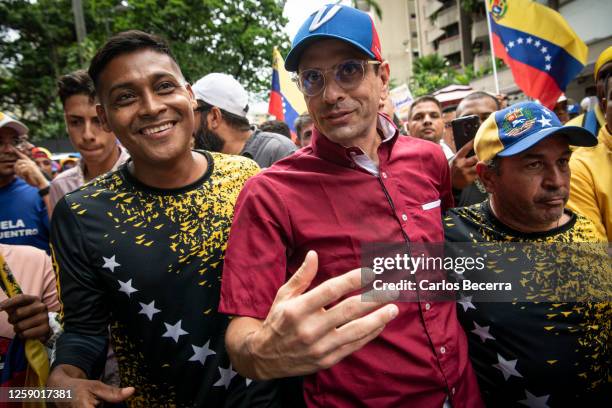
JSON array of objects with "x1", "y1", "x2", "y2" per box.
[{"x1": 38, "y1": 185, "x2": 50, "y2": 197}]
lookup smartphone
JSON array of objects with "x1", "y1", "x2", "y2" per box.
[{"x1": 451, "y1": 115, "x2": 480, "y2": 156}]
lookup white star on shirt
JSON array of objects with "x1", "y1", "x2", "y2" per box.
[
  {"x1": 118, "y1": 279, "x2": 138, "y2": 297},
  {"x1": 526, "y1": 37, "x2": 533, "y2": 44},
  {"x1": 138, "y1": 300, "x2": 160, "y2": 320},
  {"x1": 541, "y1": 46, "x2": 548, "y2": 53},
  {"x1": 162, "y1": 320, "x2": 188, "y2": 342},
  {"x1": 545, "y1": 64, "x2": 552, "y2": 71},
  {"x1": 214, "y1": 365, "x2": 238, "y2": 389},
  {"x1": 534, "y1": 40, "x2": 541, "y2": 47},
  {"x1": 508, "y1": 41, "x2": 515, "y2": 48},
  {"x1": 537, "y1": 116, "x2": 552, "y2": 127},
  {"x1": 471, "y1": 321, "x2": 496, "y2": 342},
  {"x1": 493, "y1": 353, "x2": 523, "y2": 381},
  {"x1": 545, "y1": 55, "x2": 551, "y2": 62},
  {"x1": 189, "y1": 340, "x2": 216, "y2": 365},
  {"x1": 543, "y1": 108, "x2": 553, "y2": 117},
  {"x1": 516, "y1": 37, "x2": 523, "y2": 44},
  {"x1": 458, "y1": 295, "x2": 476, "y2": 312},
  {"x1": 518, "y1": 390, "x2": 551, "y2": 408},
  {"x1": 103, "y1": 255, "x2": 120, "y2": 273}
]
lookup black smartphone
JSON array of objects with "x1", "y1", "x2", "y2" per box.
[{"x1": 451, "y1": 115, "x2": 480, "y2": 156}]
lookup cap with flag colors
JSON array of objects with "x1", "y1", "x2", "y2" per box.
[
  {"x1": 268, "y1": 47, "x2": 307, "y2": 139},
  {"x1": 487, "y1": 0, "x2": 587, "y2": 109},
  {"x1": 284, "y1": 4, "x2": 382, "y2": 72},
  {"x1": 474, "y1": 101, "x2": 596, "y2": 162}
]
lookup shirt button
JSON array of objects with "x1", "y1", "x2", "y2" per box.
[
  {"x1": 451, "y1": 387, "x2": 456, "y2": 395},
  {"x1": 401, "y1": 213, "x2": 408, "y2": 221},
  {"x1": 425, "y1": 303, "x2": 431, "y2": 311},
  {"x1": 440, "y1": 346, "x2": 446, "y2": 354},
  {"x1": 382, "y1": 172, "x2": 388, "y2": 179}
]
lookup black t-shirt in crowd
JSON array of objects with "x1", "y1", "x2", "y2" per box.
[
  {"x1": 444, "y1": 201, "x2": 611, "y2": 407},
  {"x1": 51, "y1": 151, "x2": 280, "y2": 407}
]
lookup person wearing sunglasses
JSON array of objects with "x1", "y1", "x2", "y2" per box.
[{"x1": 220, "y1": 4, "x2": 482, "y2": 408}]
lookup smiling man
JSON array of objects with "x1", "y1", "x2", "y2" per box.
[
  {"x1": 47, "y1": 31, "x2": 271, "y2": 407},
  {"x1": 444, "y1": 102, "x2": 609, "y2": 406},
  {"x1": 220, "y1": 4, "x2": 483, "y2": 407},
  {"x1": 48, "y1": 70, "x2": 129, "y2": 215}
]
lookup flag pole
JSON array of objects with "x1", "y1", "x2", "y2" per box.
[{"x1": 484, "y1": 0, "x2": 500, "y2": 95}]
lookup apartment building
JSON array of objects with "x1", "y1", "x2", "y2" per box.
[{"x1": 360, "y1": 0, "x2": 611, "y2": 102}]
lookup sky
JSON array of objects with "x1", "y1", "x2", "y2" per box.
[{"x1": 283, "y1": 0, "x2": 352, "y2": 39}]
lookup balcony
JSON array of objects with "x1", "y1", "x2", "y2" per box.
[
  {"x1": 425, "y1": 0, "x2": 444, "y2": 18},
  {"x1": 471, "y1": 18, "x2": 489, "y2": 43},
  {"x1": 437, "y1": 35, "x2": 461, "y2": 56},
  {"x1": 435, "y1": 5, "x2": 459, "y2": 29},
  {"x1": 426, "y1": 27, "x2": 446, "y2": 43}
]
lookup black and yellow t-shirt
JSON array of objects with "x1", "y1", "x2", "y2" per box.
[
  {"x1": 444, "y1": 200, "x2": 611, "y2": 407},
  {"x1": 51, "y1": 151, "x2": 271, "y2": 407}
]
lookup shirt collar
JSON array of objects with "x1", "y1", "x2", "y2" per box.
[
  {"x1": 79, "y1": 145, "x2": 129, "y2": 179},
  {"x1": 310, "y1": 113, "x2": 398, "y2": 169}
]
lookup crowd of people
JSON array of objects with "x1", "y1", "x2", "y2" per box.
[{"x1": 0, "y1": 4, "x2": 610, "y2": 408}]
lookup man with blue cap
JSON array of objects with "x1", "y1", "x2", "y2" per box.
[
  {"x1": 220, "y1": 4, "x2": 483, "y2": 407},
  {"x1": 445, "y1": 102, "x2": 609, "y2": 406}
]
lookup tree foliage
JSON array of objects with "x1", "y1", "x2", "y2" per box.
[
  {"x1": 409, "y1": 54, "x2": 505, "y2": 96},
  {"x1": 0, "y1": 0, "x2": 288, "y2": 142}
]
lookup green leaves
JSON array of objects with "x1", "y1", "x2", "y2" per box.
[{"x1": 0, "y1": 0, "x2": 288, "y2": 143}]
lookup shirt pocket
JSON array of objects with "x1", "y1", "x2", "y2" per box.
[{"x1": 404, "y1": 198, "x2": 444, "y2": 242}]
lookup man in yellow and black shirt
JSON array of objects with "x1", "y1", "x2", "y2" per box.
[
  {"x1": 445, "y1": 102, "x2": 610, "y2": 406},
  {"x1": 48, "y1": 31, "x2": 277, "y2": 407}
]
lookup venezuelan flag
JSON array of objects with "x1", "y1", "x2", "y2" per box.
[
  {"x1": 268, "y1": 47, "x2": 307, "y2": 140},
  {"x1": 0, "y1": 254, "x2": 49, "y2": 408},
  {"x1": 488, "y1": 0, "x2": 587, "y2": 108}
]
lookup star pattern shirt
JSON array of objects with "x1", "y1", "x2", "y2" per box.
[
  {"x1": 51, "y1": 151, "x2": 273, "y2": 407},
  {"x1": 444, "y1": 201, "x2": 611, "y2": 407}
]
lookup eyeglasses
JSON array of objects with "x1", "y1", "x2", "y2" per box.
[
  {"x1": 294, "y1": 59, "x2": 381, "y2": 97},
  {"x1": 0, "y1": 137, "x2": 27, "y2": 150}
]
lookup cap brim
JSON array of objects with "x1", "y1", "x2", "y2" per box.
[
  {"x1": 497, "y1": 126, "x2": 597, "y2": 157},
  {"x1": 0, "y1": 121, "x2": 28, "y2": 136},
  {"x1": 284, "y1": 34, "x2": 376, "y2": 72}
]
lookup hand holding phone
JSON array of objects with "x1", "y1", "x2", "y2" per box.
[{"x1": 451, "y1": 115, "x2": 480, "y2": 156}]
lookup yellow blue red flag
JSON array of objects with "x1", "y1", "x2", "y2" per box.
[
  {"x1": 488, "y1": 0, "x2": 587, "y2": 108},
  {"x1": 0, "y1": 253, "x2": 49, "y2": 407},
  {"x1": 268, "y1": 47, "x2": 307, "y2": 139}
]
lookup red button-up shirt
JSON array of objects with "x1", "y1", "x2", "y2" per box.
[{"x1": 220, "y1": 115, "x2": 483, "y2": 408}]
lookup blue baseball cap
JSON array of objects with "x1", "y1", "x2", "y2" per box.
[
  {"x1": 285, "y1": 4, "x2": 382, "y2": 72},
  {"x1": 474, "y1": 102, "x2": 597, "y2": 162}
]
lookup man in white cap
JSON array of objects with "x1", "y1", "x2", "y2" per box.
[
  {"x1": 192, "y1": 73, "x2": 296, "y2": 168},
  {"x1": 0, "y1": 112, "x2": 50, "y2": 251}
]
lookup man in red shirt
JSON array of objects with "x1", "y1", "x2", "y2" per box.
[{"x1": 220, "y1": 4, "x2": 483, "y2": 407}]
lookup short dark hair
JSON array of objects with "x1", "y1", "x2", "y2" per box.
[
  {"x1": 408, "y1": 95, "x2": 441, "y2": 119},
  {"x1": 259, "y1": 120, "x2": 291, "y2": 139},
  {"x1": 456, "y1": 91, "x2": 500, "y2": 117},
  {"x1": 57, "y1": 70, "x2": 96, "y2": 107},
  {"x1": 88, "y1": 30, "x2": 179, "y2": 91},
  {"x1": 294, "y1": 113, "x2": 313, "y2": 139},
  {"x1": 196, "y1": 100, "x2": 251, "y2": 132},
  {"x1": 484, "y1": 156, "x2": 502, "y2": 175}
]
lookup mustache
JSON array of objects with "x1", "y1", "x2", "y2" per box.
[
  {"x1": 535, "y1": 190, "x2": 568, "y2": 202},
  {"x1": 0, "y1": 153, "x2": 17, "y2": 161}
]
